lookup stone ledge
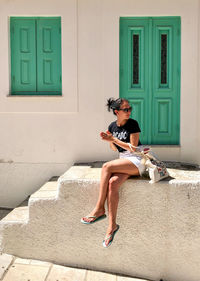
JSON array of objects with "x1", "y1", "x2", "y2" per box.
[
  {"x1": 1, "y1": 207, "x2": 29, "y2": 223},
  {"x1": 1, "y1": 181, "x2": 58, "y2": 224},
  {"x1": 59, "y1": 163, "x2": 200, "y2": 187},
  {"x1": 30, "y1": 181, "x2": 58, "y2": 199},
  {"x1": 1, "y1": 164, "x2": 200, "y2": 281}
]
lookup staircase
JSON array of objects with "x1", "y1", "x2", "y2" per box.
[{"x1": 1, "y1": 163, "x2": 200, "y2": 281}]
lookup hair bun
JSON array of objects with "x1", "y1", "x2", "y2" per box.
[
  {"x1": 106, "y1": 98, "x2": 115, "y2": 112},
  {"x1": 106, "y1": 97, "x2": 128, "y2": 115}
]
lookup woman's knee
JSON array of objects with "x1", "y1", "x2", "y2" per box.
[
  {"x1": 102, "y1": 161, "x2": 112, "y2": 173},
  {"x1": 108, "y1": 176, "x2": 119, "y2": 192}
]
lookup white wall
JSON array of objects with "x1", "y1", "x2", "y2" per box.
[
  {"x1": 0, "y1": 0, "x2": 200, "y2": 207},
  {"x1": 197, "y1": 0, "x2": 200, "y2": 166}
]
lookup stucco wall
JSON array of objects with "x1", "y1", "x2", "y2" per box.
[
  {"x1": 197, "y1": 0, "x2": 200, "y2": 166},
  {"x1": 0, "y1": 0, "x2": 200, "y2": 207}
]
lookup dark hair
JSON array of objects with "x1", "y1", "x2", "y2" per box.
[{"x1": 106, "y1": 98, "x2": 129, "y2": 115}]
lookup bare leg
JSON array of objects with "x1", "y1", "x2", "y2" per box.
[
  {"x1": 81, "y1": 162, "x2": 112, "y2": 222},
  {"x1": 106, "y1": 173, "x2": 129, "y2": 232},
  {"x1": 103, "y1": 162, "x2": 139, "y2": 246},
  {"x1": 82, "y1": 159, "x2": 140, "y2": 223}
]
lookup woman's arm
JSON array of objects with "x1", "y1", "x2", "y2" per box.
[
  {"x1": 112, "y1": 132, "x2": 140, "y2": 152},
  {"x1": 129, "y1": 133, "x2": 140, "y2": 151},
  {"x1": 100, "y1": 131, "x2": 117, "y2": 151},
  {"x1": 100, "y1": 131, "x2": 140, "y2": 152},
  {"x1": 109, "y1": 142, "x2": 118, "y2": 151}
]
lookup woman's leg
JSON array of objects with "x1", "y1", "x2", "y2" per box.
[
  {"x1": 106, "y1": 172, "x2": 129, "y2": 231},
  {"x1": 103, "y1": 160, "x2": 140, "y2": 245},
  {"x1": 81, "y1": 161, "x2": 114, "y2": 222},
  {"x1": 82, "y1": 159, "x2": 139, "y2": 223}
]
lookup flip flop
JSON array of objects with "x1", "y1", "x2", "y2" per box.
[
  {"x1": 80, "y1": 214, "x2": 106, "y2": 224},
  {"x1": 102, "y1": 224, "x2": 120, "y2": 248}
]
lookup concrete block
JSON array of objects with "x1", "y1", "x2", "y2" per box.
[
  {"x1": 38, "y1": 182, "x2": 58, "y2": 191},
  {"x1": 31, "y1": 190, "x2": 57, "y2": 199},
  {"x1": 1, "y1": 165, "x2": 200, "y2": 281},
  {"x1": 1, "y1": 207, "x2": 28, "y2": 222}
]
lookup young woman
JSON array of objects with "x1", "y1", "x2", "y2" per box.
[{"x1": 81, "y1": 98, "x2": 145, "y2": 247}]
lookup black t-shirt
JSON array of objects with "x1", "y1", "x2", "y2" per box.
[{"x1": 108, "y1": 118, "x2": 141, "y2": 153}]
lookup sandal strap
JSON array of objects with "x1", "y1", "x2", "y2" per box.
[
  {"x1": 85, "y1": 216, "x2": 97, "y2": 219},
  {"x1": 104, "y1": 235, "x2": 112, "y2": 241},
  {"x1": 104, "y1": 228, "x2": 118, "y2": 241}
]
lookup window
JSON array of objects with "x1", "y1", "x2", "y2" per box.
[{"x1": 10, "y1": 17, "x2": 62, "y2": 95}]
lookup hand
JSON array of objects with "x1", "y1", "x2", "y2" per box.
[{"x1": 100, "y1": 130, "x2": 114, "y2": 142}]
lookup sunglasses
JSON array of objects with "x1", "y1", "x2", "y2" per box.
[{"x1": 118, "y1": 107, "x2": 132, "y2": 113}]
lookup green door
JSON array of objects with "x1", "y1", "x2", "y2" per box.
[{"x1": 120, "y1": 17, "x2": 181, "y2": 144}]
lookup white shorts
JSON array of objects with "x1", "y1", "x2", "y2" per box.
[{"x1": 119, "y1": 150, "x2": 146, "y2": 176}]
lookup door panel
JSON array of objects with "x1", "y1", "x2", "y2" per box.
[
  {"x1": 120, "y1": 18, "x2": 149, "y2": 143},
  {"x1": 155, "y1": 98, "x2": 172, "y2": 137},
  {"x1": 152, "y1": 18, "x2": 180, "y2": 144},
  {"x1": 129, "y1": 98, "x2": 146, "y2": 142}
]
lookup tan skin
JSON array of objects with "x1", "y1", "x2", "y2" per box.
[{"x1": 82, "y1": 101, "x2": 140, "y2": 246}]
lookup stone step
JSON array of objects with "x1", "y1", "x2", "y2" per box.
[
  {"x1": 1, "y1": 164, "x2": 200, "y2": 281},
  {"x1": 1, "y1": 181, "x2": 58, "y2": 224},
  {"x1": 1, "y1": 207, "x2": 29, "y2": 223},
  {"x1": 30, "y1": 181, "x2": 58, "y2": 200}
]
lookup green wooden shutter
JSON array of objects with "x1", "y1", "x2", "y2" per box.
[
  {"x1": 11, "y1": 18, "x2": 37, "y2": 94},
  {"x1": 36, "y1": 18, "x2": 61, "y2": 93},
  {"x1": 120, "y1": 17, "x2": 180, "y2": 145}
]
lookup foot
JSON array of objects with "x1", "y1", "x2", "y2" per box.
[
  {"x1": 103, "y1": 224, "x2": 120, "y2": 248},
  {"x1": 81, "y1": 208, "x2": 105, "y2": 223}
]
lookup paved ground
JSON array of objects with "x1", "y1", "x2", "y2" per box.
[{"x1": 0, "y1": 253, "x2": 149, "y2": 281}]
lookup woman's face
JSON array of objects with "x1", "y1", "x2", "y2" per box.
[{"x1": 116, "y1": 101, "x2": 132, "y2": 119}]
